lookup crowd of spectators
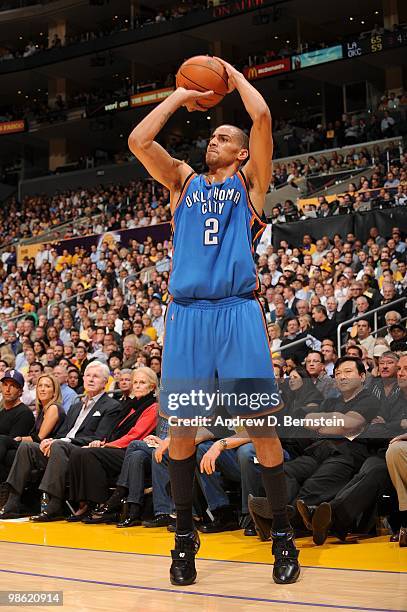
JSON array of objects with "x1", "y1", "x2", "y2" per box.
[
  {"x1": 0, "y1": 179, "x2": 171, "y2": 246},
  {"x1": 0, "y1": 140, "x2": 404, "y2": 252},
  {"x1": 270, "y1": 143, "x2": 407, "y2": 222},
  {"x1": 0, "y1": 192, "x2": 405, "y2": 542}
]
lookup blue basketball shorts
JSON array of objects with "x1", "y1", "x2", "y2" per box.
[{"x1": 160, "y1": 294, "x2": 281, "y2": 419}]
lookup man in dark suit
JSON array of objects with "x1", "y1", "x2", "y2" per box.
[
  {"x1": 337, "y1": 281, "x2": 366, "y2": 324},
  {"x1": 280, "y1": 318, "x2": 308, "y2": 363},
  {"x1": 283, "y1": 286, "x2": 299, "y2": 316},
  {"x1": 310, "y1": 305, "x2": 336, "y2": 343},
  {"x1": 0, "y1": 361, "x2": 121, "y2": 520}
]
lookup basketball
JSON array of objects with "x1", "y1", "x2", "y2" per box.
[{"x1": 176, "y1": 55, "x2": 228, "y2": 109}]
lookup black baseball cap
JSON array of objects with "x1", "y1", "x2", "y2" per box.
[
  {"x1": 390, "y1": 324, "x2": 406, "y2": 332},
  {"x1": 2, "y1": 369, "x2": 24, "y2": 388}
]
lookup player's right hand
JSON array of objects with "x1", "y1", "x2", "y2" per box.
[{"x1": 175, "y1": 87, "x2": 214, "y2": 112}]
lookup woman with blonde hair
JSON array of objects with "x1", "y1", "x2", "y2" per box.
[
  {"x1": 0, "y1": 374, "x2": 65, "y2": 484},
  {"x1": 299, "y1": 314, "x2": 312, "y2": 333},
  {"x1": 268, "y1": 323, "x2": 282, "y2": 354},
  {"x1": 30, "y1": 374, "x2": 65, "y2": 443}
]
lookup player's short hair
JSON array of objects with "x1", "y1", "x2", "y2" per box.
[{"x1": 221, "y1": 125, "x2": 249, "y2": 150}]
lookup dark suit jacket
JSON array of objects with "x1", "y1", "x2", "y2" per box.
[
  {"x1": 280, "y1": 332, "x2": 308, "y2": 362},
  {"x1": 310, "y1": 318, "x2": 337, "y2": 342},
  {"x1": 285, "y1": 298, "x2": 300, "y2": 316},
  {"x1": 337, "y1": 298, "x2": 356, "y2": 324},
  {"x1": 55, "y1": 392, "x2": 121, "y2": 447}
]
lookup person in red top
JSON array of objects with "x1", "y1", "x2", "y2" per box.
[{"x1": 65, "y1": 367, "x2": 158, "y2": 521}]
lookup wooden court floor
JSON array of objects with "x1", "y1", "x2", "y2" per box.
[{"x1": 0, "y1": 520, "x2": 406, "y2": 611}]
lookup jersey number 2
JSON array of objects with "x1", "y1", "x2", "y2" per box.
[{"x1": 204, "y1": 217, "x2": 219, "y2": 245}]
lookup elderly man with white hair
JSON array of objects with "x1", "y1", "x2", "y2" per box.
[{"x1": 0, "y1": 361, "x2": 121, "y2": 521}]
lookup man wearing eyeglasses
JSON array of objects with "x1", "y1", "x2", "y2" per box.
[{"x1": 305, "y1": 351, "x2": 339, "y2": 400}]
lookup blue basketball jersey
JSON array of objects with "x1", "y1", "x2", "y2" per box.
[{"x1": 169, "y1": 170, "x2": 266, "y2": 299}]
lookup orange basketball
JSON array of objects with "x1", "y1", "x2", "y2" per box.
[{"x1": 176, "y1": 55, "x2": 228, "y2": 109}]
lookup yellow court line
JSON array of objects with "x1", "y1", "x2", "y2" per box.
[{"x1": 0, "y1": 521, "x2": 406, "y2": 574}]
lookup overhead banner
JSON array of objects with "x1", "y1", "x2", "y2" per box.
[
  {"x1": 0, "y1": 119, "x2": 25, "y2": 135},
  {"x1": 86, "y1": 97, "x2": 130, "y2": 118},
  {"x1": 53, "y1": 222, "x2": 172, "y2": 255},
  {"x1": 213, "y1": 0, "x2": 266, "y2": 19},
  {"x1": 130, "y1": 87, "x2": 174, "y2": 108},
  {"x1": 291, "y1": 45, "x2": 343, "y2": 70},
  {"x1": 243, "y1": 58, "x2": 290, "y2": 81}
]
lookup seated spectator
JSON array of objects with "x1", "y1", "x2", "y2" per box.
[
  {"x1": 338, "y1": 281, "x2": 365, "y2": 323},
  {"x1": 280, "y1": 318, "x2": 308, "y2": 363},
  {"x1": 298, "y1": 313, "x2": 312, "y2": 335},
  {"x1": 0, "y1": 361, "x2": 121, "y2": 520},
  {"x1": 310, "y1": 305, "x2": 336, "y2": 343},
  {"x1": 67, "y1": 367, "x2": 83, "y2": 395},
  {"x1": 66, "y1": 367, "x2": 158, "y2": 523},
  {"x1": 351, "y1": 319, "x2": 376, "y2": 358},
  {"x1": 122, "y1": 335, "x2": 140, "y2": 367},
  {"x1": 305, "y1": 350, "x2": 340, "y2": 400},
  {"x1": 92, "y1": 416, "x2": 170, "y2": 529},
  {"x1": 0, "y1": 370, "x2": 34, "y2": 440},
  {"x1": 53, "y1": 364, "x2": 78, "y2": 413},
  {"x1": 21, "y1": 361, "x2": 44, "y2": 411},
  {"x1": 302, "y1": 353, "x2": 406, "y2": 545},
  {"x1": 372, "y1": 348, "x2": 398, "y2": 394},
  {"x1": 193, "y1": 432, "x2": 252, "y2": 534},
  {"x1": 284, "y1": 366, "x2": 323, "y2": 418},
  {"x1": 250, "y1": 357, "x2": 381, "y2": 538},
  {"x1": 389, "y1": 324, "x2": 407, "y2": 351},
  {"x1": 320, "y1": 340, "x2": 337, "y2": 377},
  {"x1": 386, "y1": 354, "x2": 407, "y2": 547},
  {"x1": 268, "y1": 324, "x2": 282, "y2": 354},
  {"x1": 0, "y1": 373, "x2": 64, "y2": 484},
  {"x1": 269, "y1": 297, "x2": 294, "y2": 332}
]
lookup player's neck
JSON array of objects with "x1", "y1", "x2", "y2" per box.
[{"x1": 206, "y1": 164, "x2": 239, "y2": 184}]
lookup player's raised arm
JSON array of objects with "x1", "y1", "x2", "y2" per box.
[
  {"x1": 128, "y1": 87, "x2": 213, "y2": 198},
  {"x1": 215, "y1": 58, "x2": 272, "y2": 213}
]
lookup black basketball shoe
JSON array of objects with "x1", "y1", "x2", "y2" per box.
[
  {"x1": 170, "y1": 530, "x2": 200, "y2": 586},
  {"x1": 271, "y1": 529, "x2": 300, "y2": 584}
]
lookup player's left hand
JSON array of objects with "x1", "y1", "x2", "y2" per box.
[
  {"x1": 200, "y1": 442, "x2": 222, "y2": 475},
  {"x1": 213, "y1": 57, "x2": 241, "y2": 93}
]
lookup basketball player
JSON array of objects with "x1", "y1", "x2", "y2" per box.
[{"x1": 128, "y1": 57, "x2": 300, "y2": 586}]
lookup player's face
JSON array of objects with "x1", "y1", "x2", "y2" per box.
[{"x1": 205, "y1": 126, "x2": 247, "y2": 169}]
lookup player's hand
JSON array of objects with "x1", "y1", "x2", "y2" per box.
[
  {"x1": 401, "y1": 419, "x2": 407, "y2": 429},
  {"x1": 213, "y1": 57, "x2": 241, "y2": 92},
  {"x1": 200, "y1": 442, "x2": 222, "y2": 475},
  {"x1": 175, "y1": 87, "x2": 214, "y2": 112}
]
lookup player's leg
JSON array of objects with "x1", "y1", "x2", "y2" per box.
[
  {"x1": 161, "y1": 300, "x2": 214, "y2": 585},
  {"x1": 246, "y1": 426, "x2": 300, "y2": 584},
  {"x1": 167, "y1": 425, "x2": 201, "y2": 585},
  {"x1": 216, "y1": 296, "x2": 300, "y2": 584}
]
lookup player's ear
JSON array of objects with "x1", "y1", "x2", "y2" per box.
[{"x1": 237, "y1": 148, "x2": 249, "y2": 162}]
